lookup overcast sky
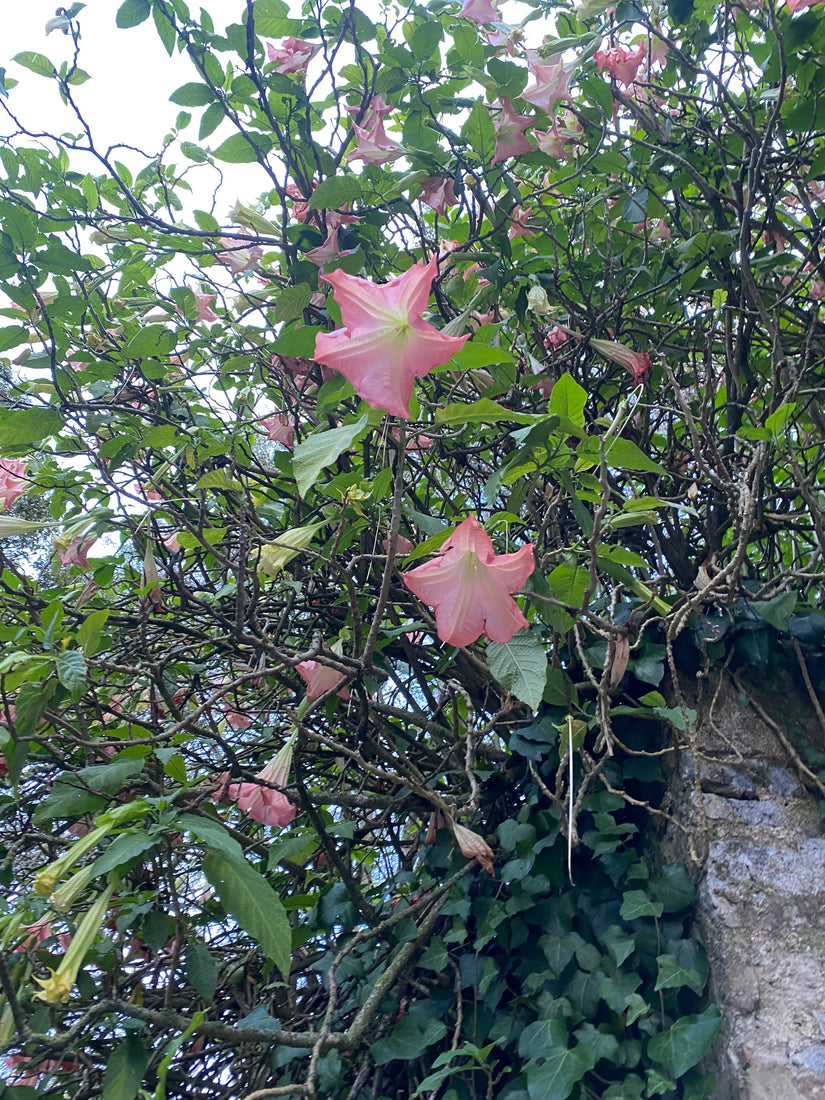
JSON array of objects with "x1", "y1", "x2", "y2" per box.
[{"x1": 3, "y1": 1, "x2": 268, "y2": 217}]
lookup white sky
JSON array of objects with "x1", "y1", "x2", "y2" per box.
[{"x1": 2, "y1": 0, "x2": 269, "y2": 213}]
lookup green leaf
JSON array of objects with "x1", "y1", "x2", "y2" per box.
[
  {"x1": 271, "y1": 284, "x2": 312, "y2": 325},
  {"x1": 371, "y1": 1013, "x2": 448, "y2": 1065},
  {"x1": 751, "y1": 590, "x2": 797, "y2": 633},
  {"x1": 202, "y1": 851, "x2": 291, "y2": 978},
  {"x1": 14, "y1": 678, "x2": 56, "y2": 738},
  {"x1": 195, "y1": 469, "x2": 243, "y2": 492},
  {"x1": 435, "y1": 398, "x2": 539, "y2": 427},
  {"x1": 13, "y1": 52, "x2": 57, "y2": 78},
  {"x1": 0, "y1": 407, "x2": 64, "y2": 448},
  {"x1": 121, "y1": 325, "x2": 175, "y2": 358},
  {"x1": 576, "y1": 437, "x2": 666, "y2": 474},
  {"x1": 93, "y1": 832, "x2": 158, "y2": 876},
  {"x1": 213, "y1": 133, "x2": 272, "y2": 162},
  {"x1": 258, "y1": 521, "x2": 326, "y2": 578},
  {"x1": 461, "y1": 101, "x2": 496, "y2": 165},
  {"x1": 115, "y1": 0, "x2": 150, "y2": 28},
  {"x1": 0, "y1": 326, "x2": 28, "y2": 352},
  {"x1": 487, "y1": 629, "x2": 547, "y2": 711},
  {"x1": 178, "y1": 813, "x2": 244, "y2": 860},
  {"x1": 655, "y1": 954, "x2": 703, "y2": 995},
  {"x1": 546, "y1": 561, "x2": 590, "y2": 609},
  {"x1": 619, "y1": 890, "x2": 664, "y2": 921},
  {"x1": 56, "y1": 649, "x2": 87, "y2": 698},
  {"x1": 170, "y1": 83, "x2": 215, "y2": 106},
  {"x1": 77, "y1": 609, "x2": 110, "y2": 657},
  {"x1": 525, "y1": 1045, "x2": 596, "y2": 1100},
  {"x1": 647, "y1": 1006, "x2": 722, "y2": 1078},
  {"x1": 199, "y1": 101, "x2": 225, "y2": 141},
  {"x1": 185, "y1": 942, "x2": 218, "y2": 1001},
  {"x1": 292, "y1": 413, "x2": 369, "y2": 498},
  {"x1": 309, "y1": 176, "x2": 363, "y2": 210},
  {"x1": 548, "y1": 373, "x2": 587, "y2": 428},
  {"x1": 103, "y1": 1033, "x2": 148, "y2": 1100}
]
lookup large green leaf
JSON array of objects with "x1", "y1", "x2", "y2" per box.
[
  {"x1": 116, "y1": 0, "x2": 150, "y2": 27},
  {"x1": 103, "y1": 1034, "x2": 148, "y2": 1100},
  {"x1": 525, "y1": 1045, "x2": 596, "y2": 1100},
  {"x1": 487, "y1": 630, "x2": 547, "y2": 711},
  {"x1": 202, "y1": 851, "x2": 291, "y2": 978},
  {"x1": 435, "y1": 398, "x2": 539, "y2": 427},
  {"x1": 213, "y1": 133, "x2": 273, "y2": 162},
  {"x1": 0, "y1": 407, "x2": 64, "y2": 448},
  {"x1": 185, "y1": 942, "x2": 218, "y2": 1001},
  {"x1": 56, "y1": 649, "x2": 87, "y2": 698},
  {"x1": 647, "y1": 1006, "x2": 722, "y2": 1078},
  {"x1": 120, "y1": 325, "x2": 175, "y2": 359},
  {"x1": 309, "y1": 176, "x2": 363, "y2": 210},
  {"x1": 292, "y1": 414, "x2": 369, "y2": 497},
  {"x1": 461, "y1": 101, "x2": 495, "y2": 165},
  {"x1": 549, "y1": 373, "x2": 587, "y2": 429}
]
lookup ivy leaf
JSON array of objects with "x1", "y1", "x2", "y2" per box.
[
  {"x1": 647, "y1": 1006, "x2": 722, "y2": 1078},
  {"x1": 487, "y1": 630, "x2": 547, "y2": 711},
  {"x1": 620, "y1": 890, "x2": 664, "y2": 920},
  {"x1": 655, "y1": 954, "x2": 703, "y2": 995},
  {"x1": 202, "y1": 851, "x2": 291, "y2": 978},
  {"x1": 525, "y1": 1044, "x2": 596, "y2": 1100},
  {"x1": 751, "y1": 591, "x2": 797, "y2": 633},
  {"x1": 292, "y1": 414, "x2": 369, "y2": 498}
]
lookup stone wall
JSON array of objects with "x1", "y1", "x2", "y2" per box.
[{"x1": 663, "y1": 671, "x2": 825, "y2": 1099}]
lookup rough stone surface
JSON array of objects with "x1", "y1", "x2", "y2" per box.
[{"x1": 663, "y1": 671, "x2": 825, "y2": 1099}]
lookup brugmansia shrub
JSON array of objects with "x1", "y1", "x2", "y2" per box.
[{"x1": 0, "y1": 0, "x2": 823, "y2": 1094}]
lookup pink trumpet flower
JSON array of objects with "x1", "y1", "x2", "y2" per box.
[
  {"x1": 259, "y1": 414, "x2": 295, "y2": 448},
  {"x1": 314, "y1": 257, "x2": 468, "y2": 418},
  {"x1": 457, "y1": 0, "x2": 501, "y2": 22},
  {"x1": 193, "y1": 293, "x2": 218, "y2": 322},
  {"x1": 55, "y1": 536, "x2": 97, "y2": 571},
  {"x1": 522, "y1": 57, "x2": 570, "y2": 116},
  {"x1": 266, "y1": 37, "x2": 319, "y2": 75},
  {"x1": 0, "y1": 459, "x2": 29, "y2": 510},
  {"x1": 588, "y1": 336, "x2": 653, "y2": 384},
  {"x1": 217, "y1": 236, "x2": 263, "y2": 274},
  {"x1": 595, "y1": 42, "x2": 647, "y2": 86},
  {"x1": 219, "y1": 742, "x2": 297, "y2": 828},
  {"x1": 420, "y1": 177, "x2": 458, "y2": 217},
  {"x1": 491, "y1": 99, "x2": 534, "y2": 165},
  {"x1": 296, "y1": 660, "x2": 350, "y2": 701},
  {"x1": 347, "y1": 115, "x2": 404, "y2": 166},
  {"x1": 401, "y1": 515, "x2": 534, "y2": 647}
]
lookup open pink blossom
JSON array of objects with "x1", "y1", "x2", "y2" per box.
[
  {"x1": 193, "y1": 292, "x2": 218, "y2": 322},
  {"x1": 344, "y1": 94, "x2": 394, "y2": 128},
  {"x1": 296, "y1": 660, "x2": 350, "y2": 700},
  {"x1": 589, "y1": 336, "x2": 652, "y2": 384},
  {"x1": 595, "y1": 42, "x2": 647, "y2": 86},
  {"x1": 306, "y1": 228, "x2": 358, "y2": 269},
  {"x1": 420, "y1": 177, "x2": 458, "y2": 217},
  {"x1": 259, "y1": 414, "x2": 295, "y2": 448},
  {"x1": 491, "y1": 99, "x2": 534, "y2": 165},
  {"x1": 56, "y1": 536, "x2": 97, "y2": 570},
  {"x1": 266, "y1": 36, "x2": 319, "y2": 75},
  {"x1": 217, "y1": 236, "x2": 263, "y2": 274},
  {"x1": 401, "y1": 515, "x2": 534, "y2": 647},
  {"x1": 224, "y1": 710, "x2": 252, "y2": 731},
  {"x1": 314, "y1": 258, "x2": 469, "y2": 418},
  {"x1": 509, "y1": 205, "x2": 536, "y2": 240},
  {"x1": 458, "y1": 0, "x2": 500, "y2": 21},
  {"x1": 217, "y1": 742, "x2": 297, "y2": 828},
  {"x1": 522, "y1": 57, "x2": 570, "y2": 116},
  {"x1": 347, "y1": 116, "x2": 404, "y2": 166},
  {"x1": 0, "y1": 459, "x2": 29, "y2": 510}
]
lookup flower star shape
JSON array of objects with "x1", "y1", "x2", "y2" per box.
[
  {"x1": 522, "y1": 57, "x2": 571, "y2": 116},
  {"x1": 401, "y1": 515, "x2": 535, "y2": 647},
  {"x1": 314, "y1": 257, "x2": 468, "y2": 418}
]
